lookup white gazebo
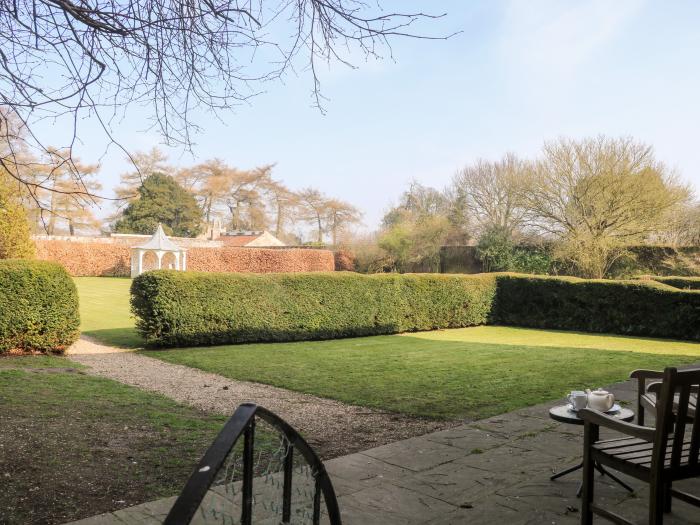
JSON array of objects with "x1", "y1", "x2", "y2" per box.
[{"x1": 130, "y1": 224, "x2": 187, "y2": 277}]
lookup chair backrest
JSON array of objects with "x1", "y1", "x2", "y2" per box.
[
  {"x1": 653, "y1": 367, "x2": 700, "y2": 472},
  {"x1": 164, "y1": 403, "x2": 342, "y2": 525}
]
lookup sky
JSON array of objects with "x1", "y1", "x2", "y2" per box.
[{"x1": 37, "y1": 0, "x2": 700, "y2": 231}]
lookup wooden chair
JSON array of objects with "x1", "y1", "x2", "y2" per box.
[
  {"x1": 630, "y1": 369, "x2": 698, "y2": 427},
  {"x1": 580, "y1": 367, "x2": 700, "y2": 524}
]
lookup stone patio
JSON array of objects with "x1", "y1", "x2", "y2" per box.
[{"x1": 68, "y1": 376, "x2": 700, "y2": 525}]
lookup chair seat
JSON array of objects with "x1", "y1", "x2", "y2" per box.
[{"x1": 594, "y1": 436, "x2": 696, "y2": 471}]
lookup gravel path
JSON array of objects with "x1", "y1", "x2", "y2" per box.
[{"x1": 67, "y1": 337, "x2": 454, "y2": 458}]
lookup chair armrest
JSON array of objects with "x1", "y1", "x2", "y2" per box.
[
  {"x1": 578, "y1": 408, "x2": 655, "y2": 441},
  {"x1": 647, "y1": 381, "x2": 663, "y2": 395},
  {"x1": 629, "y1": 369, "x2": 664, "y2": 381}
]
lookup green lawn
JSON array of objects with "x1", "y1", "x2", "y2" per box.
[
  {"x1": 0, "y1": 355, "x2": 224, "y2": 524},
  {"x1": 74, "y1": 277, "x2": 143, "y2": 347},
  {"x1": 147, "y1": 328, "x2": 700, "y2": 420},
  {"x1": 74, "y1": 276, "x2": 700, "y2": 421}
]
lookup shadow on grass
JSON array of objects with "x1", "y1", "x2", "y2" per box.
[
  {"x1": 82, "y1": 328, "x2": 144, "y2": 348},
  {"x1": 141, "y1": 334, "x2": 700, "y2": 420}
]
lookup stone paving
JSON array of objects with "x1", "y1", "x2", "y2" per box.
[{"x1": 68, "y1": 376, "x2": 700, "y2": 525}]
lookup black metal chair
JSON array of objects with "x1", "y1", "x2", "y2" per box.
[
  {"x1": 165, "y1": 403, "x2": 342, "y2": 525},
  {"x1": 580, "y1": 367, "x2": 700, "y2": 524}
]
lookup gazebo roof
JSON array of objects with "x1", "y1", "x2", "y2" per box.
[{"x1": 133, "y1": 224, "x2": 186, "y2": 252}]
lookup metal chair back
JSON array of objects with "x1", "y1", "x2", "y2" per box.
[{"x1": 165, "y1": 403, "x2": 342, "y2": 525}]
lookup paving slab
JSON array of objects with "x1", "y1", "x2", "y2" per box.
[{"x1": 66, "y1": 375, "x2": 700, "y2": 525}]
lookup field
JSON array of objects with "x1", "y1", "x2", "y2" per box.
[
  {"x1": 147, "y1": 328, "x2": 700, "y2": 420},
  {"x1": 75, "y1": 277, "x2": 142, "y2": 347}
]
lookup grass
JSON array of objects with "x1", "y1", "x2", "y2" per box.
[
  {"x1": 146, "y1": 330, "x2": 700, "y2": 420},
  {"x1": 74, "y1": 276, "x2": 700, "y2": 421},
  {"x1": 0, "y1": 354, "x2": 225, "y2": 525},
  {"x1": 74, "y1": 276, "x2": 143, "y2": 347}
]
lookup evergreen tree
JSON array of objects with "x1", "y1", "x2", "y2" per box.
[
  {"x1": 114, "y1": 173, "x2": 202, "y2": 237},
  {"x1": 0, "y1": 175, "x2": 35, "y2": 259}
]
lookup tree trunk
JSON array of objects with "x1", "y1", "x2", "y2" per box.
[
  {"x1": 275, "y1": 201, "x2": 283, "y2": 237},
  {"x1": 316, "y1": 215, "x2": 323, "y2": 243}
]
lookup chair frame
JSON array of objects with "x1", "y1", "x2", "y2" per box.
[
  {"x1": 164, "y1": 402, "x2": 342, "y2": 525},
  {"x1": 580, "y1": 367, "x2": 700, "y2": 525}
]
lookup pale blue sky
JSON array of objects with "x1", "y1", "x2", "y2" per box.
[{"x1": 43, "y1": 0, "x2": 700, "y2": 230}]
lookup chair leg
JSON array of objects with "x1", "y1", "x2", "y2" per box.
[
  {"x1": 581, "y1": 422, "x2": 597, "y2": 525},
  {"x1": 581, "y1": 456, "x2": 594, "y2": 524},
  {"x1": 650, "y1": 479, "x2": 666, "y2": 525},
  {"x1": 664, "y1": 481, "x2": 672, "y2": 513}
]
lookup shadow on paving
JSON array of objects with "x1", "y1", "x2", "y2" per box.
[{"x1": 68, "y1": 371, "x2": 700, "y2": 524}]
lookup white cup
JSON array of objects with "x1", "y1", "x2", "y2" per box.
[{"x1": 567, "y1": 390, "x2": 588, "y2": 411}]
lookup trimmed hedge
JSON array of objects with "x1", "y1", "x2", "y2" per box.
[
  {"x1": 131, "y1": 271, "x2": 497, "y2": 347},
  {"x1": 0, "y1": 260, "x2": 80, "y2": 353},
  {"x1": 492, "y1": 274, "x2": 700, "y2": 340},
  {"x1": 646, "y1": 276, "x2": 700, "y2": 290},
  {"x1": 131, "y1": 271, "x2": 700, "y2": 346}
]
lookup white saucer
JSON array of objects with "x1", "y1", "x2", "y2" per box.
[{"x1": 567, "y1": 403, "x2": 621, "y2": 414}]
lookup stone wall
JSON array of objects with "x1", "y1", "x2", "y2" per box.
[{"x1": 34, "y1": 240, "x2": 335, "y2": 276}]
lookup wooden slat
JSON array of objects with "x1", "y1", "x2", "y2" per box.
[
  {"x1": 689, "y1": 389, "x2": 700, "y2": 465},
  {"x1": 594, "y1": 437, "x2": 646, "y2": 450},
  {"x1": 672, "y1": 386, "x2": 691, "y2": 468}
]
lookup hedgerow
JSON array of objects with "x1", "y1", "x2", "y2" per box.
[
  {"x1": 131, "y1": 271, "x2": 700, "y2": 347},
  {"x1": 492, "y1": 274, "x2": 700, "y2": 340},
  {"x1": 131, "y1": 271, "x2": 497, "y2": 346},
  {"x1": 0, "y1": 260, "x2": 80, "y2": 353},
  {"x1": 646, "y1": 276, "x2": 700, "y2": 290}
]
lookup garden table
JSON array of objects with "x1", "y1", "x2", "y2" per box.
[{"x1": 549, "y1": 404, "x2": 636, "y2": 497}]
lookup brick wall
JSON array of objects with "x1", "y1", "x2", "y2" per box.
[{"x1": 34, "y1": 240, "x2": 334, "y2": 276}]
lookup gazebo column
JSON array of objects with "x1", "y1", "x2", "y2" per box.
[
  {"x1": 182, "y1": 251, "x2": 187, "y2": 271},
  {"x1": 174, "y1": 252, "x2": 180, "y2": 270},
  {"x1": 138, "y1": 250, "x2": 144, "y2": 275},
  {"x1": 156, "y1": 250, "x2": 164, "y2": 270}
]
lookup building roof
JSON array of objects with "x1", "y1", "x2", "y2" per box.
[
  {"x1": 221, "y1": 235, "x2": 260, "y2": 247},
  {"x1": 220, "y1": 230, "x2": 286, "y2": 247},
  {"x1": 133, "y1": 224, "x2": 186, "y2": 252}
]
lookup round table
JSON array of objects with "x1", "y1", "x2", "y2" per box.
[
  {"x1": 549, "y1": 404, "x2": 634, "y2": 425},
  {"x1": 548, "y1": 404, "x2": 635, "y2": 497}
]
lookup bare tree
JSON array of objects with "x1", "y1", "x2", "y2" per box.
[
  {"x1": 325, "y1": 198, "x2": 363, "y2": 245},
  {"x1": 652, "y1": 202, "x2": 700, "y2": 247},
  {"x1": 523, "y1": 136, "x2": 691, "y2": 277},
  {"x1": 263, "y1": 178, "x2": 299, "y2": 238},
  {"x1": 297, "y1": 188, "x2": 329, "y2": 243},
  {"x1": 178, "y1": 159, "x2": 234, "y2": 224},
  {"x1": 451, "y1": 153, "x2": 528, "y2": 235},
  {"x1": 40, "y1": 150, "x2": 102, "y2": 235},
  {"x1": 0, "y1": 2, "x2": 447, "y2": 211},
  {"x1": 115, "y1": 148, "x2": 171, "y2": 204},
  {"x1": 226, "y1": 165, "x2": 272, "y2": 231}
]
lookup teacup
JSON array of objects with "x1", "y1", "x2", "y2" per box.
[{"x1": 567, "y1": 390, "x2": 588, "y2": 411}]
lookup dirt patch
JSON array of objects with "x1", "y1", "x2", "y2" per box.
[
  {"x1": 68, "y1": 337, "x2": 456, "y2": 459},
  {"x1": 0, "y1": 365, "x2": 224, "y2": 525}
]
